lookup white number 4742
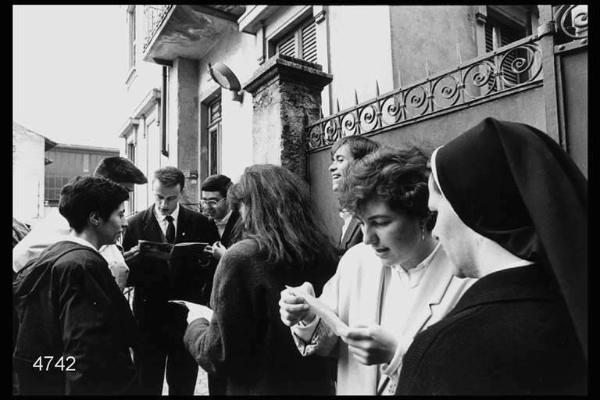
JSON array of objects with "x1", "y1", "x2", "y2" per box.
[{"x1": 33, "y1": 356, "x2": 76, "y2": 371}]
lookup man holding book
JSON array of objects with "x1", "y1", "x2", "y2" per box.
[{"x1": 122, "y1": 166, "x2": 219, "y2": 396}]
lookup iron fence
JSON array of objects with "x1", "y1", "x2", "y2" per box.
[{"x1": 306, "y1": 34, "x2": 545, "y2": 151}]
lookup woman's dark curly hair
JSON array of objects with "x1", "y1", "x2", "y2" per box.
[{"x1": 340, "y1": 146, "x2": 436, "y2": 230}]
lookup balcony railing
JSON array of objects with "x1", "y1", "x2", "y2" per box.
[
  {"x1": 554, "y1": 4, "x2": 588, "y2": 44},
  {"x1": 306, "y1": 34, "x2": 545, "y2": 151},
  {"x1": 143, "y1": 5, "x2": 173, "y2": 51}
]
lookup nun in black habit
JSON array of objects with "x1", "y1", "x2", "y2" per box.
[{"x1": 395, "y1": 118, "x2": 587, "y2": 395}]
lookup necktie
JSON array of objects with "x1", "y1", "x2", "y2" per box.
[{"x1": 165, "y1": 215, "x2": 175, "y2": 244}]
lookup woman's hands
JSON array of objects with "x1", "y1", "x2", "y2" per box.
[
  {"x1": 204, "y1": 241, "x2": 227, "y2": 261},
  {"x1": 341, "y1": 325, "x2": 398, "y2": 365},
  {"x1": 279, "y1": 282, "x2": 317, "y2": 327}
]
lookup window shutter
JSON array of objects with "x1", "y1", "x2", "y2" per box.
[
  {"x1": 301, "y1": 21, "x2": 317, "y2": 63},
  {"x1": 277, "y1": 33, "x2": 297, "y2": 58},
  {"x1": 485, "y1": 24, "x2": 494, "y2": 52}
]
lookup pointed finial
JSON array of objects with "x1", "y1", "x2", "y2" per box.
[
  {"x1": 375, "y1": 80, "x2": 380, "y2": 97},
  {"x1": 354, "y1": 89, "x2": 359, "y2": 105},
  {"x1": 456, "y1": 42, "x2": 462, "y2": 65},
  {"x1": 336, "y1": 99, "x2": 341, "y2": 113}
]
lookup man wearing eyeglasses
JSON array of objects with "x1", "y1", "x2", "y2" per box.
[
  {"x1": 198, "y1": 174, "x2": 240, "y2": 396},
  {"x1": 201, "y1": 174, "x2": 240, "y2": 262}
]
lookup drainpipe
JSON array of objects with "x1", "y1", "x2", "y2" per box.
[{"x1": 161, "y1": 65, "x2": 169, "y2": 157}]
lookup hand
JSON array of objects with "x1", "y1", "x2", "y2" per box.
[
  {"x1": 340, "y1": 324, "x2": 397, "y2": 365},
  {"x1": 278, "y1": 282, "x2": 317, "y2": 327},
  {"x1": 108, "y1": 262, "x2": 129, "y2": 291},
  {"x1": 123, "y1": 245, "x2": 139, "y2": 262},
  {"x1": 173, "y1": 301, "x2": 213, "y2": 324},
  {"x1": 205, "y1": 241, "x2": 227, "y2": 261}
]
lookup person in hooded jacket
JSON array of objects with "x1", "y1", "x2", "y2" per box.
[{"x1": 13, "y1": 176, "x2": 139, "y2": 395}]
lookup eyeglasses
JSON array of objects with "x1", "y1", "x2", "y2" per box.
[{"x1": 200, "y1": 198, "x2": 225, "y2": 207}]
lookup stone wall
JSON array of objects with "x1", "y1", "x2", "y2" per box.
[{"x1": 244, "y1": 55, "x2": 332, "y2": 180}]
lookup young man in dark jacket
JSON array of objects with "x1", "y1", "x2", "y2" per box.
[
  {"x1": 123, "y1": 166, "x2": 219, "y2": 395},
  {"x1": 13, "y1": 176, "x2": 138, "y2": 395}
]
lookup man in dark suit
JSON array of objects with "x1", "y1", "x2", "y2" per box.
[
  {"x1": 122, "y1": 166, "x2": 219, "y2": 395},
  {"x1": 328, "y1": 136, "x2": 380, "y2": 255},
  {"x1": 199, "y1": 173, "x2": 240, "y2": 395}
]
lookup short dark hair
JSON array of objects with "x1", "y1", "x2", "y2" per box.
[
  {"x1": 153, "y1": 166, "x2": 185, "y2": 190},
  {"x1": 330, "y1": 136, "x2": 380, "y2": 160},
  {"x1": 340, "y1": 146, "x2": 435, "y2": 229},
  {"x1": 59, "y1": 176, "x2": 129, "y2": 233},
  {"x1": 94, "y1": 157, "x2": 147, "y2": 184},
  {"x1": 201, "y1": 174, "x2": 232, "y2": 198}
]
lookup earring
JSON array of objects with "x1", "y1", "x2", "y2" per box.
[{"x1": 421, "y1": 224, "x2": 425, "y2": 241}]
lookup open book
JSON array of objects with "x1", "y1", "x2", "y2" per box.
[
  {"x1": 169, "y1": 300, "x2": 214, "y2": 321},
  {"x1": 138, "y1": 240, "x2": 210, "y2": 261}
]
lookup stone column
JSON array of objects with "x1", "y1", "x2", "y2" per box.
[{"x1": 243, "y1": 55, "x2": 332, "y2": 179}]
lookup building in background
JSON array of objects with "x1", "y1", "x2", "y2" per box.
[
  {"x1": 44, "y1": 144, "x2": 119, "y2": 212},
  {"x1": 120, "y1": 4, "x2": 587, "y2": 240},
  {"x1": 13, "y1": 121, "x2": 57, "y2": 224}
]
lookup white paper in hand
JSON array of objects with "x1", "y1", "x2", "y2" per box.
[
  {"x1": 288, "y1": 287, "x2": 349, "y2": 337},
  {"x1": 169, "y1": 300, "x2": 214, "y2": 321}
]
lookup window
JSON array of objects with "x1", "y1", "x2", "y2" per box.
[
  {"x1": 128, "y1": 6, "x2": 137, "y2": 70},
  {"x1": 274, "y1": 17, "x2": 317, "y2": 64},
  {"x1": 127, "y1": 142, "x2": 136, "y2": 213},
  {"x1": 82, "y1": 154, "x2": 90, "y2": 173},
  {"x1": 484, "y1": 6, "x2": 534, "y2": 86},
  {"x1": 207, "y1": 97, "x2": 222, "y2": 175},
  {"x1": 161, "y1": 67, "x2": 169, "y2": 157}
]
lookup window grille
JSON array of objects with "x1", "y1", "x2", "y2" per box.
[{"x1": 484, "y1": 9, "x2": 530, "y2": 86}]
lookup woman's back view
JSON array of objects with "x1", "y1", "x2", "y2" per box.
[{"x1": 183, "y1": 164, "x2": 337, "y2": 395}]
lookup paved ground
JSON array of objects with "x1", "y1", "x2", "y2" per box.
[
  {"x1": 125, "y1": 289, "x2": 210, "y2": 395},
  {"x1": 162, "y1": 367, "x2": 209, "y2": 395}
]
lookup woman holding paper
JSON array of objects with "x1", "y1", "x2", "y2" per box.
[
  {"x1": 279, "y1": 146, "x2": 475, "y2": 395},
  {"x1": 183, "y1": 164, "x2": 338, "y2": 395}
]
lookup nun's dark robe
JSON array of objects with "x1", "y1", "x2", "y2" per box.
[
  {"x1": 13, "y1": 241, "x2": 138, "y2": 395},
  {"x1": 395, "y1": 265, "x2": 587, "y2": 395}
]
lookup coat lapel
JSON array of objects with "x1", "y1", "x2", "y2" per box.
[
  {"x1": 142, "y1": 206, "x2": 165, "y2": 242},
  {"x1": 221, "y1": 210, "x2": 240, "y2": 246},
  {"x1": 175, "y1": 205, "x2": 189, "y2": 243},
  {"x1": 402, "y1": 247, "x2": 455, "y2": 336},
  {"x1": 341, "y1": 216, "x2": 362, "y2": 249}
]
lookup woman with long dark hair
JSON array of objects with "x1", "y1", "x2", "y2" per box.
[{"x1": 183, "y1": 164, "x2": 338, "y2": 395}]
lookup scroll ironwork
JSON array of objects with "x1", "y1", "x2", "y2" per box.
[{"x1": 307, "y1": 34, "x2": 544, "y2": 151}]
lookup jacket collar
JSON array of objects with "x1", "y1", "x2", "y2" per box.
[
  {"x1": 451, "y1": 265, "x2": 560, "y2": 315},
  {"x1": 141, "y1": 204, "x2": 192, "y2": 243},
  {"x1": 222, "y1": 209, "x2": 240, "y2": 244},
  {"x1": 400, "y1": 246, "x2": 459, "y2": 332},
  {"x1": 341, "y1": 215, "x2": 362, "y2": 248}
]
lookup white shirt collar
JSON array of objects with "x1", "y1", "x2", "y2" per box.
[
  {"x1": 62, "y1": 235, "x2": 100, "y2": 254},
  {"x1": 339, "y1": 208, "x2": 354, "y2": 222},
  {"x1": 154, "y1": 203, "x2": 180, "y2": 224},
  {"x1": 389, "y1": 243, "x2": 442, "y2": 288},
  {"x1": 215, "y1": 209, "x2": 232, "y2": 226}
]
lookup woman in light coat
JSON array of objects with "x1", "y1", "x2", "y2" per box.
[{"x1": 280, "y1": 146, "x2": 475, "y2": 395}]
